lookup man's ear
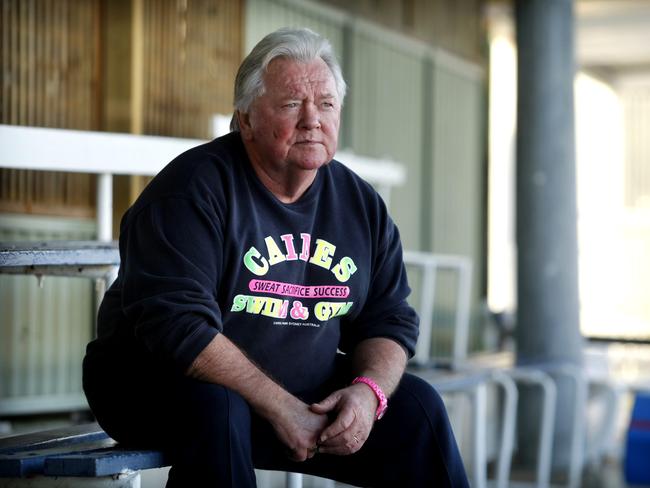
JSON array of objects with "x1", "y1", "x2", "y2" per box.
[{"x1": 237, "y1": 111, "x2": 254, "y2": 141}]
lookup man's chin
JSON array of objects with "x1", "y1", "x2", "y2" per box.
[
  {"x1": 289, "y1": 151, "x2": 333, "y2": 171},
  {"x1": 297, "y1": 158, "x2": 331, "y2": 171}
]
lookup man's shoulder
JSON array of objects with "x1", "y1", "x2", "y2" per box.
[
  {"x1": 125, "y1": 133, "x2": 245, "y2": 221},
  {"x1": 325, "y1": 158, "x2": 385, "y2": 208},
  {"x1": 166, "y1": 131, "x2": 244, "y2": 177},
  {"x1": 326, "y1": 158, "x2": 376, "y2": 192}
]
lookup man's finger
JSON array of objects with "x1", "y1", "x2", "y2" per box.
[
  {"x1": 289, "y1": 448, "x2": 308, "y2": 462},
  {"x1": 310, "y1": 392, "x2": 339, "y2": 414},
  {"x1": 319, "y1": 407, "x2": 355, "y2": 443},
  {"x1": 316, "y1": 437, "x2": 363, "y2": 456}
]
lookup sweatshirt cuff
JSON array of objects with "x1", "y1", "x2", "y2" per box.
[{"x1": 171, "y1": 324, "x2": 220, "y2": 373}]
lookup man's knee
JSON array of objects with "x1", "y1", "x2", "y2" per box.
[
  {"x1": 388, "y1": 373, "x2": 460, "y2": 453},
  {"x1": 394, "y1": 373, "x2": 447, "y2": 418}
]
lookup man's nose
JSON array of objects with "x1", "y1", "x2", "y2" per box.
[{"x1": 299, "y1": 103, "x2": 321, "y2": 129}]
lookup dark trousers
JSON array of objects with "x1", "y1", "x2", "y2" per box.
[{"x1": 83, "y1": 355, "x2": 469, "y2": 487}]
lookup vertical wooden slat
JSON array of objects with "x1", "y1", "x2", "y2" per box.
[
  {"x1": 17, "y1": 0, "x2": 23, "y2": 123},
  {"x1": 165, "y1": 0, "x2": 174, "y2": 135},
  {"x1": 0, "y1": 2, "x2": 6, "y2": 121},
  {"x1": 27, "y1": 0, "x2": 35, "y2": 125},
  {"x1": 42, "y1": 0, "x2": 50, "y2": 126},
  {"x1": 11, "y1": 0, "x2": 18, "y2": 124},
  {"x1": 33, "y1": 0, "x2": 41, "y2": 125},
  {"x1": 131, "y1": 0, "x2": 144, "y2": 134},
  {"x1": 93, "y1": 0, "x2": 102, "y2": 130},
  {"x1": 150, "y1": 0, "x2": 160, "y2": 134},
  {"x1": 55, "y1": 0, "x2": 63, "y2": 127}
]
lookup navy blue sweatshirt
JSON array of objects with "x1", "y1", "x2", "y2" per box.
[{"x1": 87, "y1": 132, "x2": 418, "y2": 395}]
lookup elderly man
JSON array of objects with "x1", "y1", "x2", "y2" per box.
[{"x1": 83, "y1": 28, "x2": 469, "y2": 487}]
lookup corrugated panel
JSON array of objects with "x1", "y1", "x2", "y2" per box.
[
  {"x1": 347, "y1": 26, "x2": 426, "y2": 251},
  {"x1": 429, "y1": 57, "x2": 485, "y2": 353},
  {"x1": 245, "y1": 0, "x2": 345, "y2": 56},
  {"x1": 0, "y1": 214, "x2": 96, "y2": 415}
]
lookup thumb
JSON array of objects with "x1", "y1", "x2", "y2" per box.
[{"x1": 310, "y1": 392, "x2": 340, "y2": 414}]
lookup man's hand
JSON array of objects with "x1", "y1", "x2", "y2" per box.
[
  {"x1": 309, "y1": 383, "x2": 378, "y2": 455},
  {"x1": 187, "y1": 335, "x2": 328, "y2": 462},
  {"x1": 269, "y1": 396, "x2": 329, "y2": 462}
]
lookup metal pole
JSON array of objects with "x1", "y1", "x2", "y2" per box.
[{"x1": 515, "y1": 0, "x2": 584, "y2": 469}]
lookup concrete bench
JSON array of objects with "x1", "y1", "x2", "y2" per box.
[{"x1": 0, "y1": 423, "x2": 167, "y2": 487}]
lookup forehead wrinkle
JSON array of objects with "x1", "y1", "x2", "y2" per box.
[{"x1": 264, "y1": 59, "x2": 336, "y2": 98}]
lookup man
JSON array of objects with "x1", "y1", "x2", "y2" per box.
[{"x1": 83, "y1": 27, "x2": 469, "y2": 487}]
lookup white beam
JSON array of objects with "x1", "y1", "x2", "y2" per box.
[{"x1": 0, "y1": 125, "x2": 203, "y2": 176}]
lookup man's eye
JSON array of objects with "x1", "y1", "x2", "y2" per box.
[
  {"x1": 283, "y1": 102, "x2": 299, "y2": 108},
  {"x1": 322, "y1": 102, "x2": 334, "y2": 109}
]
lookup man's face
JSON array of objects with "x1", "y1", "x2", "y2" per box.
[{"x1": 240, "y1": 57, "x2": 341, "y2": 173}]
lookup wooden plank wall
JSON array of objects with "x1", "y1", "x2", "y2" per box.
[
  {"x1": 139, "y1": 0, "x2": 242, "y2": 139},
  {"x1": 0, "y1": 0, "x2": 101, "y2": 218},
  {"x1": 110, "y1": 0, "x2": 242, "y2": 231},
  {"x1": 1, "y1": 0, "x2": 243, "y2": 220}
]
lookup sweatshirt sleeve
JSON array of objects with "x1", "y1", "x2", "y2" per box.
[
  {"x1": 340, "y1": 212, "x2": 419, "y2": 358},
  {"x1": 120, "y1": 196, "x2": 223, "y2": 372}
]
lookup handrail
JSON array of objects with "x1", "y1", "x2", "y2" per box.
[{"x1": 403, "y1": 251, "x2": 473, "y2": 366}]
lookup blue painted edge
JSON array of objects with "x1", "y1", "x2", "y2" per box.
[
  {"x1": 0, "y1": 455, "x2": 45, "y2": 477},
  {"x1": 0, "y1": 423, "x2": 108, "y2": 453},
  {"x1": 45, "y1": 448, "x2": 168, "y2": 477},
  {"x1": 0, "y1": 438, "x2": 115, "y2": 477}
]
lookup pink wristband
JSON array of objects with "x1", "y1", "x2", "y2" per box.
[{"x1": 352, "y1": 376, "x2": 388, "y2": 420}]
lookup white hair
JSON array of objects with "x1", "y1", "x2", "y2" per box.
[{"x1": 230, "y1": 27, "x2": 347, "y2": 131}]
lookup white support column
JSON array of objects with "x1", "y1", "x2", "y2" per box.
[
  {"x1": 95, "y1": 173, "x2": 114, "y2": 318},
  {"x1": 96, "y1": 173, "x2": 113, "y2": 242}
]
